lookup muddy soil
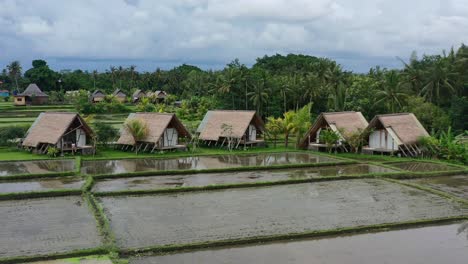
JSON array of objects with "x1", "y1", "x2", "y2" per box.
[
  {"x1": 409, "y1": 174, "x2": 468, "y2": 200},
  {"x1": 0, "y1": 160, "x2": 75, "y2": 177},
  {"x1": 0, "y1": 177, "x2": 83, "y2": 193},
  {"x1": 101, "y1": 179, "x2": 468, "y2": 249}
]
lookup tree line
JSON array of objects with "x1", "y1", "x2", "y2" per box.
[{"x1": 1, "y1": 45, "x2": 467, "y2": 134}]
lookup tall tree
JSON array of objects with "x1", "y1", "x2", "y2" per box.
[{"x1": 7, "y1": 61, "x2": 22, "y2": 91}]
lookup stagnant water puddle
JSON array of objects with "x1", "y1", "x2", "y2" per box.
[
  {"x1": 130, "y1": 223, "x2": 468, "y2": 264},
  {"x1": 100, "y1": 179, "x2": 468, "y2": 249},
  {"x1": 93, "y1": 164, "x2": 396, "y2": 192},
  {"x1": 0, "y1": 177, "x2": 84, "y2": 194},
  {"x1": 386, "y1": 161, "x2": 459, "y2": 172},
  {"x1": 82, "y1": 152, "x2": 340, "y2": 175},
  {"x1": 0, "y1": 159, "x2": 75, "y2": 177},
  {"x1": 0, "y1": 196, "x2": 102, "y2": 258},
  {"x1": 409, "y1": 175, "x2": 468, "y2": 200}
]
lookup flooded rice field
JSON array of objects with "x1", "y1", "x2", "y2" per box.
[
  {"x1": 387, "y1": 161, "x2": 459, "y2": 172},
  {"x1": 93, "y1": 164, "x2": 395, "y2": 192},
  {"x1": 130, "y1": 223, "x2": 468, "y2": 264},
  {"x1": 0, "y1": 196, "x2": 102, "y2": 258},
  {"x1": 100, "y1": 179, "x2": 468, "y2": 249},
  {"x1": 29, "y1": 256, "x2": 112, "y2": 264},
  {"x1": 409, "y1": 174, "x2": 468, "y2": 200},
  {"x1": 0, "y1": 177, "x2": 84, "y2": 194},
  {"x1": 81, "y1": 152, "x2": 340, "y2": 175},
  {"x1": 0, "y1": 159, "x2": 75, "y2": 177}
]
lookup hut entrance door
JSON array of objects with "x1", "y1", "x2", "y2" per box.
[{"x1": 249, "y1": 125, "x2": 256, "y2": 141}]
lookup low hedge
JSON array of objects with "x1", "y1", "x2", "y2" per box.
[
  {"x1": 119, "y1": 215, "x2": 468, "y2": 256},
  {"x1": 0, "y1": 189, "x2": 82, "y2": 201},
  {"x1": 84, "y1": 193, "x2": 117, "y2": 249},
  {"x1": 0, "y1": 247, "x2": 108, "y2": 264}
]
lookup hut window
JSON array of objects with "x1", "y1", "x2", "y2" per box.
[{"x1": 17, "y1": 98, "x2": 22, "y2": 102}]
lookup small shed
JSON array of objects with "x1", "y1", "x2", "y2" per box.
[
  {"x1": 300, "y1": 111, "x2": 368, "y2": 152},
  {"x1": 14, "y1": 84, "x2": 48, "y2": 106},
  {"x1": 132, "y1": 89, "x2": 146, "y2": 103},
  {"x1": 197, "y1": 110, "x2": 265, "y2": 148},
  {"x1": 0, "y1": 90, "x2": 9, "y2": 97},
  {"x1": 113, "y1": 89, "x2": 127, "y2": 103},
  {"x1": 90, "y1": 90, "x2": 106, "y2": 103},
  {"x1": 362, "y1": 113, "x2": 429, "y2": 157},
  {"x1": 22, "y1": 112, "x2": 95, "y2": 155},
  {"x1": 117, "y1": 113, "x2": 191, "y2": 152}
]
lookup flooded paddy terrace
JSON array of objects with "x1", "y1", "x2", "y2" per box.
[
  {"x1": 0, "y1": 177, "x2": 84, "y2": 194},
  {"x1": 130, "y1": 223, "x2": 468, "y2": 264},
  {"x1": 93, "y1": 164, "x2": 395, "y2": 192},
  {"x1": 100, "y1": 179, "x2": 468, "y2": 249},
  {"x1": 386, "y1": 161, "x2": 460, "y2": 172},
  {"x1": 408, "y1": 174, "x2": 468, "y2": 200},
  {"x1": 81, "y1": 152, "x2": 340, "y2": 175},
  {"x1": 0, "y1": 159, "x2": 75, "y2": 177}
]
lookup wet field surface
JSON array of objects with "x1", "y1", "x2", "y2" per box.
[
  {"x1": 0, "y1": 196, "x2": 102, "y2": 258},
  {"x1": 386, "y1": 161, "x2": 460, "y2": 172},
  {"x1": 409, "y1": 174, "x2": 468, "y2": 200},
  {"x1": 130, "y1": 223, "x2": 468, "y2": 264},
  {"x1": 81, "y1": 152, "x2": 340, "y2": 175},
  {"x1": 30, "y1": 257, "x2": 112, "y2": 264},
  {"x1": 100, "y1": 179, "x2": 468, "y2": 249},
  {"x1": 0, "y1": 177, "x2": 84, "y2": 193},
  {"x1": 0, "y1": 159, "x2": 75, "y2": 177},
  {"x1": 93, "y1": 164, "x2": 396, "y2": 192}
]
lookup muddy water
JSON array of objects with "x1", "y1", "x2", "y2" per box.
[
  {"x1": 387, "y1": 161, "x2": 459, "y2": 172},
  {"x1": 30, "y1": 257, "x2": 112, "y2": 264},
  {"x1": 409, "y1": 175, "x2": 468, "y2": 200},
  {"x1": 93, "y1": 164, "x2": 395, "y2": 192},
  {"x1": 131, "y1": 223, "x2": 468, "y2": 264},
  {"x1": 0, "y1": 196, "x2": 102, "y2": 258},
  {"x1": 0, "y1": 159, "x2": 75, "y2": 177},
  {"x1": 101, "y1": 179, "x2": 468, "y2": 249},
  {"x1": 0, "y1": 177, "x2": 84, "y2": 194},
  {"x1": 82, "y1": 152, "x2": 339, "y2": 175}
]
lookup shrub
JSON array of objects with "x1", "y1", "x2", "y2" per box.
[
  {"x1": 94, "y1": 122, "x2": 119, "y2": 146},
  {"x1": 0, "y1": 125, "x2": 30, "y2": 146},
  {"x1": 47, "y1": 146, "x2": 59, "y2": 157}
]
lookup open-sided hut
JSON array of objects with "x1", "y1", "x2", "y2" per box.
[
  {"x1": 362, "y1": 113, "x2": 429, "y2": 157},
  {"x1": 196, "y1": 110, "x2": 265, "y2": 148},
  {"x1": 117, "y1": 113, "x2": 191, "y2": 152},
  {"x1": 90, "y1": 90, "x2": 106, "y2": 103},
  {"x1": 132, "y1": 89, "x2": 146, "y2": 103},
  {"x1": 113, "y1": 89, "x2": 127, "y2": 103},
  {"x1": 300, "y1": 111, "x2": 368, "y2": 152},
  {"x1": 14, "y1": 84, "x2": 48, "y2": 106},
  {"x1": 22, "y1": 112, "x2": 95, "y2": 155}
]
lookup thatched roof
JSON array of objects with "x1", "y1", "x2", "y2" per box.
[
  {"x1": 132, "y1": 89, "x2": 145, "y2": 98},
  {"x1": 22, "y1": 112, "x2": 93, "y2": 147},
  {"x1": 117, "y1": 113, "x2": 191, "y2": 146},
  {"x1": 366, "y1": 113, "x2": 429, "y2": 145},
  {"x1": 113, "y1": 89, "x2": 126, "y2": 98},
  {"x1": 17, "y1": 84, "x2": 48, "y2": 97},
  {"x1": 300, "y1": 111, "x2": 368, "y2": 148},
  {"x1": 147, "y1": 90, "x2": 167, "y2": 98},
  {"x1": 197, "y1": 110, "x2": 264, "y2": 141},
  {"x1": 91, "y1": 90, "x2": 105, "y2": 98}
]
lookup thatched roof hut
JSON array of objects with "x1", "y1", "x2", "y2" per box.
[
  {"x1": 117, "y1": 113, "x2": 191, "y2": 151},
  {"x1": 90, "y1": 90, "x2": 106, "y2": 103},
  {"x1": 147, "y1": 90, "x2": 167, "y2": 103},
  {"x1": 22, "y1": 112, "x2": 94, "y2": 154},
  {"x1": 197, "y1": 110, "x2": 265, "y2": 147},
  {"x1": 112, "y1": 89, "x2": 127, "y2": 102},
  {"x1": 300, "y1": 111, "x2": 368, "y2": 150},
  {"x1": 363, "y1": 113, "x2": 429, "y2": 156},
  {"x1": 132, "y1": 89, "x2": 146, "y2": 103},
  {"x1": 14, "y1": 84, "x2": 48, "y2": 106}
]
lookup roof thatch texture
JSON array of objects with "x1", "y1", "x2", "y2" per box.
[
  {"x1": 17, "y1": 84, "x2": 48, "y2": 97},
  {"x1": 132, "y1": 89, "x2": 145, "y2": 98},
  {"x1": 367, "y1": 113, "x2": 429, "y2": 145},
  {"x1": 91, "y1": 90, "x2": 105, "y2": 98},
  {"x1": 117, "y1": 113, "x2": 191, "y2": 146},
  {"x1": 300, "y1": 111, "x2": 368, "y2": 147},
  {"x1": 22, "y1": 112, "x2": 93, "y2": 147},
  {"x1": 197, "y1": 110, "x2": 264, "y2": 141},
  {"x1": 113, "y1": 89, "x2": 126, "y2": 98}
]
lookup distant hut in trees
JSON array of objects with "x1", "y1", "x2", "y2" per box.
[
  {"x1": 22, "y1": 112, "x2": 95, "y2": 155},
  {"x1": 117, "y1": 113, "x2": 191, "y2": 152},
  {"x1": 0, "y1": 89, "x2": 10, "y2": 97},
  {"x1": 14, "y1": 84, "x2": 48, "y2": 106},
  {"x1": 147, "y1": 90, "x2": 167, "y2": 103},
  {"x1": 90, "y1": 90, "x2": 106, "y2": 103},
  {"x1": 300, "y1": 111, "x2": 368, "y2": 152},
  {"x1": 196, "y1": 110, "x2": 265, "y2": 148},
  {"x1": 112, "y1": 89, "x2": 127, "y2": 103},
  {"x1": 132, "y1": 89, "x2": 146, "y2": 103},
  {"x1": 362, "y1": 113, "x2": 429, "y2": 157}
]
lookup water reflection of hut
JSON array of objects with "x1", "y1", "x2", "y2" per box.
[
  {"x1": 22, "y1": 112, "x2": 95, "y2": 155},
  {"x1": 300, "y1": 111, "x2": 369, "y2": 152},
  {"x1": 117, "y1": 113, "x2": 191, "y2": 152},
  {"x1": 362, "y1": 113, "x2": 429, "y2": 157},
  {"x1": 197, "y1": 110, "x2": 265, "y2": 148}
]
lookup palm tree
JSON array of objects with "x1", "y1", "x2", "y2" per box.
[
  {"x1": 92, "y1": 70, "x2": 98, "y2": 90},
  {"x1": 248, "y1": 76, "x2": 269, "y2": 115},
  {"x1": 109, "y1": 66, "x2": 117, "y2": 88},
  {"x1": 398, "y1": 54, "x2": 424, "y2": 94},
  {"x1": 7, "y1": 61, "x2": 22, "y2": 92},
  {"x1": 328, "y1": 83, "x2": 347, "y2": 111},
  {"x1": 420, "y1": 58, "x2": 456, "y2": 105},
  {"x1": 124, "y1": 119, "x2": 148, "y2": 154},
  {"x1": 265, "y1": 116, "x2": 284, "y2": 148},
  {"x1": 279, "y1": 76, "x2": 292, "y2": 113},
  {"x1": 374, "y1": 70, "x2": 408, "y2": 112}
]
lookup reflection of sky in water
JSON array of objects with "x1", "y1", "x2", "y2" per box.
[{"x1": 82, "y1": 153, "x2": 342, "y2": 175}]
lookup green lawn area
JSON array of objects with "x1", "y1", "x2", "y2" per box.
[{"x1": 0, "y1": 147, "x2": 54, "y2": 161}]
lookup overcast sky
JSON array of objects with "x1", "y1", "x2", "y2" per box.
[{"x1": 1, "y1": 0, "x2": 467, "y2": 72}]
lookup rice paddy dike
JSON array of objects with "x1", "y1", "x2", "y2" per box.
[{"x1": 0, "y1": 148, "x2": 467, "y2": 263}]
